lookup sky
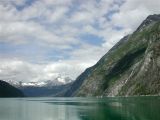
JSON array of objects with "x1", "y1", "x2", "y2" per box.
[{"x1": 0, "y1": 0, "x2": 160, "y2": 82}]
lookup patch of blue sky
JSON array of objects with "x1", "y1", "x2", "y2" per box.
[
  {"x1": 80, "y1": 34, "x2": 103, "y2": 46},
  {"x1": 105, "y1": 0, "x2": 125, "y2": 21},
  {"x1": 113, "y1": 26, "x2": 124, "y2": 31},
  {"x1": 43, "y1": 43, "x2": 84, "y2": 62},
  {"x1": 1, "y1": 42, "x2": 31, "y2": 53},
  {"x1": 13, "y1": 0, "x2": 36, "y2": 11},
  {"x1": 105, "y1": 10, "x2": 118, "y2": 21},
  {"x1": 0, "y1": 42, "x2": 47, "y2": 62},
  {"x1": 0, "y1": 42, "x2": 20, "y2": 54},
  {"x1": 45, "y1": 50, "x2": 70, "y2": 62},
  {"x1": 0, "y1": 38, "x2": 78, "y2": 63},
  {"x1": 114, "y1": 0, "x2": 125, "y2": 6}
]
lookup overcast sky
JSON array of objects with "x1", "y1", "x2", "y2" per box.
[{"x1": 0, "y1": 0, "x2": 160, "y2": 82}]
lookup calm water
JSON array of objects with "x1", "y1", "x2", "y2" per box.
[{"x1": 0, "y1": 96, "x2": 160, "y2": 120}]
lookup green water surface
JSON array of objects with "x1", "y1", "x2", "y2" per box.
[{"x1": 0, "y1": 96, "x2": 159, "y2": 120}]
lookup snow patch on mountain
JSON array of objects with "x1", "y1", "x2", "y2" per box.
[{"x1": 5, "y1": 75, "x2": 73, "y2": 88}]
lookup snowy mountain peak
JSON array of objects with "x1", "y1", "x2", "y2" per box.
[{"x1": 5, "y1": 76, "x2": 73, "y2": 88}]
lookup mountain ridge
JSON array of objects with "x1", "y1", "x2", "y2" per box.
[
  {"x1": 65, "y1": 14, "x2": 160, "y2": 97},
  {"x1": 0, "y1": 80, "x2": 24, "y2": 97}
]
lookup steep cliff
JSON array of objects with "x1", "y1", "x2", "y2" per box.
[{"x1": 66, "y1": 14, "x2": 160, "y2": 97}]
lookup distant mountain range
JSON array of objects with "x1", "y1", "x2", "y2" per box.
[
  {"x1": 4, "y1": 75, "x2": 73, "y2": 97},
  {"x1": 19, "y1": 82, "x2": 72, "y2": 97},
  {"x1": 0, "y1": 80, "x2": 24, "y2": 97},
  {"x1": 6, "y1": 75, "x2": 73, "y2": 87},
  {"x1": 64, "y1": 14, "x2": 160, "y2": 97}
]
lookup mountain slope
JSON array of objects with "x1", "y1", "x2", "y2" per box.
[
  {"x1": 0, "y1": 80, "x2": 24, "y2": 97},
  {"x1": 66, "y1": 14, "x2": 160, "y2": 97}
]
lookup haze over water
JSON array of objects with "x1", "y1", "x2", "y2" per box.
[{"x1": 0, "y1": 96, "x2": 160, "y2": 120}]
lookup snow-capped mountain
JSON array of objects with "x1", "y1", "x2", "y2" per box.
[
  {"x1": 5, "y1": 75, "x2": 73, "y2": 88},
  {"x1": 4, "y1": 75, "x2": 73, "y2": 97}
]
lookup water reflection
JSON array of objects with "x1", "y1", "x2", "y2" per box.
[
  {"x1": 76, "y1": 97, "x2": 160, "y2": 120},
  {"x1": 0, "y1": 96, "x2": 159, "y2": 120}
]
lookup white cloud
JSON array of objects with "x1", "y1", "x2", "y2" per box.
[
  {"x1": 0, "y1": 0, "x2": 160, "y2": 82},
  {"x1": 112, "y1": 0, "x2": 160, "y2": 30},
  {"x1": 0, "y1": 58, "x2": 94, "y2": 82}
]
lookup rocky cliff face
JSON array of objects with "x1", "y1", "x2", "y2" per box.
[{"x1": 66, "y1": 14, "x2": 160, "y2": 97}]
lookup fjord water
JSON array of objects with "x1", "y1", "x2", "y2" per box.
[{"x1": 0, "y1": 97, "x2": 160, "y2": 120}]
